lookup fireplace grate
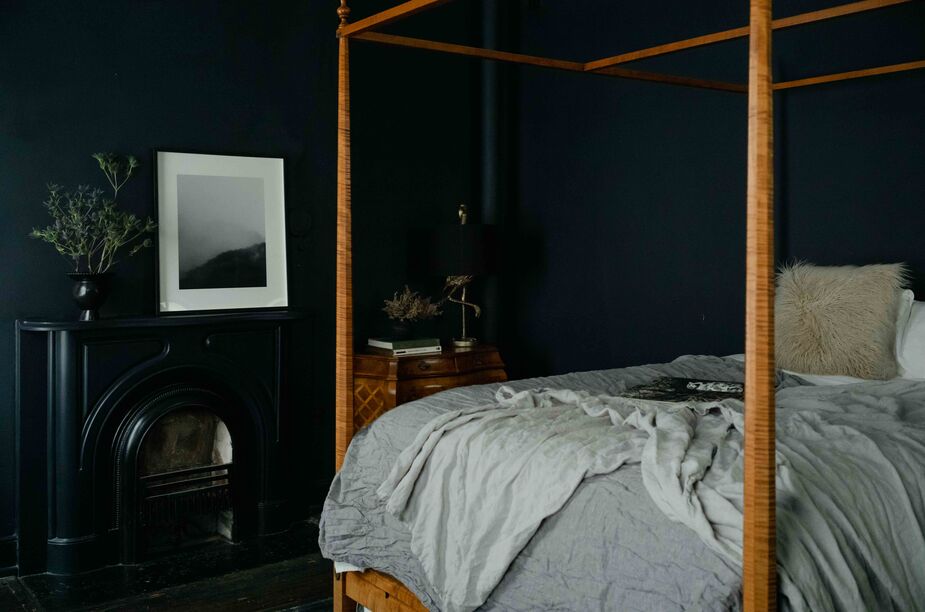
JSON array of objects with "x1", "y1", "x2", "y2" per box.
[{"x1": 139, "y1": 463, "x2": 233, "y2": 527}]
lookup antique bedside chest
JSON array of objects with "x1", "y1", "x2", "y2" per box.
[{"x1": 352, "y1": 345, "x2": 507, "y2": 429}]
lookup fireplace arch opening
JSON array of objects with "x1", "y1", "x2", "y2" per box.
[
  {"x1": 138, "y1": 408, "x2": 234, "y2": 554},
  {"x1": 111, "y1": 382, "x2": 263, "y2": 564}
]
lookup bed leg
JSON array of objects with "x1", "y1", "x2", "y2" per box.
[{"x1": 334, "y1": 571, "x2": 358, "y2": 612}]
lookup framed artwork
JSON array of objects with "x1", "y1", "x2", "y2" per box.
[{"x1": 155, "y1": 151, "x2": 288, "y2": 313}]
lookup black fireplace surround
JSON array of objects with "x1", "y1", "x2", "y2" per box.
[{"x1": 15, "y1": 311, "x2": 309, "y2": 575}]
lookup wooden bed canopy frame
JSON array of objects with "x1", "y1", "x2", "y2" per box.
[{"x1": 332, "y1": 1, "x2": 923, "y2": 610}]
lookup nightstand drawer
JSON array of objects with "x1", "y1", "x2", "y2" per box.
[
  {"x1": 456, "y1": 350, "x2": 505, "y2": 372},
  {"x1": 396, "y1": 369, "x2": 507, "y2": 404},
  {"x1": 397, "y1": 355, "x2": 455, "y2": 378},
  {"x1": 398, "y1": 377, "x2": 453, "y2": 403}
]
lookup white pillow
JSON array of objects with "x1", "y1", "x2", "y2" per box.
[
  {"x1": 899, "y1": 298, "x2": 925, "y2": 379},
  {"x1": 895, "y1": 289, "x2": 915, "y2": 374}
]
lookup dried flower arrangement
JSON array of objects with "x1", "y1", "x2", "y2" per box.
[{"x1": 383, "y1": 285, "x2": 442, "y2": 322}]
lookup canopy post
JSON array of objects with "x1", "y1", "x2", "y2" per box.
[
  {"x1": 334, "y1": 2, "x2": 357, "y2": 609},
  {"x1": 335, "y1": 0, "x2": 354, "y2": 474},
  {"x1": 744, "y1": 0, "x2": 776, "y2": 610}
]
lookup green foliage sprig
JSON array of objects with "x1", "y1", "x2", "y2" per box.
[{"x1": 29, "y1": 154, "x2": 156, "y2": 274}]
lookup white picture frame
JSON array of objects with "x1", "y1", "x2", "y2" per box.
[{"x1": 155, "y1": 151, "x2": 288, "y2": 313}]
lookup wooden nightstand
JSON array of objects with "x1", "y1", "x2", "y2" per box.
[{"x1": 353, "y1": 345, "x2": 507, "y2": 430}]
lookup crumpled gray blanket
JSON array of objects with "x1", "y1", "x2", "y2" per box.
[
  {"x1": 320, "y1": 356, "x2": 925, "y2": 611},
  {"x1": 377, "y1": 386, "x2": 748, "y2": 612}
]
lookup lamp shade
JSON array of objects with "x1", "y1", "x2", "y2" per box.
[{"x1": 427, "y1": 224, "x2": 497, "y2": 277}]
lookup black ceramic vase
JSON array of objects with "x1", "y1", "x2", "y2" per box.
[
  {"x1": 67, "y1": 272, "x2": 112, "y2": 321},
  {"x1": 390, "y1": 320, "x2": 413, "y2": 340}
]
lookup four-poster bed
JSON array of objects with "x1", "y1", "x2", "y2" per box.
[{"x1": 331, "y1": 1, "x2": 924, "y2": 610}]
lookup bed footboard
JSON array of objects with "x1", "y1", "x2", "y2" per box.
[{"x1": 337, "y1": 569, "x2": 428, "y2": 612}]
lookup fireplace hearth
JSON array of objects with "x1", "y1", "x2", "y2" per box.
[{"x1": 15, "y1": 312, "x2": 310, "y2": 576}]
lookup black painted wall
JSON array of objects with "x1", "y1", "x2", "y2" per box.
[
  {"x1": 0, "y1": 0, "x2": 480, "y2": 573},
  {"x1": 497, "y1": 0, "x2": 925, "y2": 378},
  {"x1": 3, "y1": 0, "x2": 921, "y2": 575}
]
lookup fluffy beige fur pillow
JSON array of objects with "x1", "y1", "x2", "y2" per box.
[{"x1": 775, "y1": 262, "x2": 908, "y2": 379}]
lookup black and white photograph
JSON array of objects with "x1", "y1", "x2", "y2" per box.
[
  {"x1": 177, "y1": 174, "x2": 267, "y2": 290},
  {"x1": 156, "y1": 151, "x2": 288, "y2": 313}
]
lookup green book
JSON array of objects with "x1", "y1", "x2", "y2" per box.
[{"x1": 368, "y1": 337, "x2": 441, "y2": 350}]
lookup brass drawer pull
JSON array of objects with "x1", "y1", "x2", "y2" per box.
[{"x1": 417, "y1": 361, "x2": 431, "y2": 371}]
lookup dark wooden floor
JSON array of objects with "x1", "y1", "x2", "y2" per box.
[{"x1": 0, "y1": 521, "x2": 332, "y2": 611}]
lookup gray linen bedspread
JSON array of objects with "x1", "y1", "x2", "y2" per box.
[{"x1": 319, "y1": 355, "x2": 925, "y2": 611}]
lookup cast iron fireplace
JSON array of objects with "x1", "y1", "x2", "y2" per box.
[
  {"x1": 134, "y1": 405, "x2": 234, "y2": 555},
  {"x1": 114, "y1": 385, "x2": 248, "y2": 562},
  {"x1": 16, "y1": 312, "x2": 308, "y2": 575}
]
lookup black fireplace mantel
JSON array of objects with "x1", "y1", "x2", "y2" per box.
[
  {"x1": 18, "y1": 310, "x2": 305, "y2": 332},
  {"x1": 15, "y1": 311, "x2": 311, "y2": 576}
]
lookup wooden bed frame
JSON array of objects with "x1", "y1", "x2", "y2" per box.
[{"x1": 332, "y1": 1, "x2": 923, "y2": 610}]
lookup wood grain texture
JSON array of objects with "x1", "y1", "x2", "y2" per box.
[
  {"x1": 744, "y1": 0, "x2": 776, "y2": 610},
  {"x1": 347, "y1": 570, "x2": 429, "y2": 611},
  {"x1": 353, "y1": 32, "x2": 745, "y2": 93},
  {"x1": 339, "y1": 0, "x2": 454, "y2": 37},
  {"x1": 334, "y1": 17, "x2": 357, "y2": 612},
  {"x1": 333, "y1": 572, "x2": 354, "y2": 612},
  {"x1": 585, "y1": 0, "x2": 911, "y2": 70},
  {"x1": 774, "y1": 59, "x2": 925, "y2": 90},
  {"x1": 335, "y1": 33, "x2": 354, "y2": 473}
]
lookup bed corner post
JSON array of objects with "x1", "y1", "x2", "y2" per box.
[
  {"x1": 335, "y1": 3, "x2": 358, "y2": 611},
  {"x1": 335, "y1": 0, "x2": 354, "y2": 474},
  {"x1": 744, "y1": 0, "x2": 776, "y2": 610}
]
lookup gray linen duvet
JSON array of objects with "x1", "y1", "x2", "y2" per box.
[{"x1": 319, "y1": 356, "x2": 925, "y2": 611}]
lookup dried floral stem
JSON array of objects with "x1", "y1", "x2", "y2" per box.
[{"x1": 383, "y1": 286, "x2": 442, "y2": 322}]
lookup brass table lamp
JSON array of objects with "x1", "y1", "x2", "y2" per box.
[{"x1": 431, "y1": 204, "x2": 495, "y2": 349}]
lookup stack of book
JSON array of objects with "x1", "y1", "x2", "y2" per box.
[{"x1": 367, "y1": 337, "x2": 442, "y2": 356}]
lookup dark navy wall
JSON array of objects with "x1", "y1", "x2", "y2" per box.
[
  {"x1": 351, "y1": 5, "x2": 481, "y2": 345},
  {"x1": 497, "y1": 0, "x2": 925, "y2": 378},
  {"x1": 0, "y1": 0, "x2": 479, "y2": 573},
  {"x1": 2, "y1": 0, "x2": 920, "y2": 574}
]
